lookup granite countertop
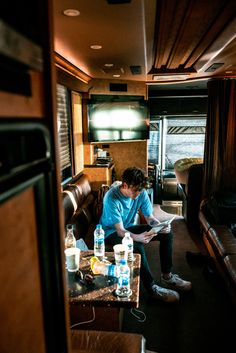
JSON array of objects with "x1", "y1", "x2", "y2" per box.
[
  {"x1": 84, "y1": 162, "x2": 114, "y2": 168},
  {"x1": 66, "y1": 251, "x2": 140, "y2": 308}
]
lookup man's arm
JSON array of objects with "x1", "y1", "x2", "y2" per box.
[
  {"x1": 114, "y1": 221, "x2": 156, "y2": 244},
  {"x1": 145, "y1": 214, "x2": 160, "y2": 227}
]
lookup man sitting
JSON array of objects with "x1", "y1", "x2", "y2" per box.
[{"x1": 100, "y1": 166, "x2": 192, "y2": 302}]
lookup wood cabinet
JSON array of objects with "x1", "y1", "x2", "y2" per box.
[{"x1": 83, "y1": 164, "x2": 115, "y2": 191}]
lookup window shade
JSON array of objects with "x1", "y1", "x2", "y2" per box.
[{"x1": 56, "y1": 83, "x2": 72, "y2": 182}]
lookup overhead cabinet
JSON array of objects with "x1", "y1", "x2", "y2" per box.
[{"x1": 150, "y1": 97, "x2": 208, "y2": 117}]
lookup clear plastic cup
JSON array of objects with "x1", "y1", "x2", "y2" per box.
[
  {"x1": 113, "y1": 244, "x2": 128, "y2": 266},
  {"x1": 65, "y1": 247, "x2": 80, "y2": 272}
]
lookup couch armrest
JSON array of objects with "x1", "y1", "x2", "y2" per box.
[{"x1": 71, "y1": 329, "x2": 146, "y2": 353}]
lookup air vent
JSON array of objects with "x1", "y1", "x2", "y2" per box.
[
  {"x1": 205, "y1": 63, "x2": 224, "y2": 72},
  {"x1": 130, "y1": 65, "x2": 142, "y2": 75},
  {"x1": 101, "y1": 67, "x2": 124, "y2": 75}
]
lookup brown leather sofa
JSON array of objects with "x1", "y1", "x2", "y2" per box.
[
  {"x1": 62, "y1": 174, "x2": 98, "y2": 249},
  {"x1": 199, "y1": 191, "x2": 236, "y2": 302}
]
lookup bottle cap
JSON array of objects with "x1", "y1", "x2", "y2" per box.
[{"x1": 96, "y1": 224, "x2": 102, "y2": 229}]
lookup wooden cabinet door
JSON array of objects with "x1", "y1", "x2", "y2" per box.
[{"x1": 0, "y1": 186, "x2": 46, "y2": 353}]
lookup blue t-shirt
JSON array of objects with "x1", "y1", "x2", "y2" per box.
[{"x1": 100, "y1": 185, "x2": 152, "y2": 237}]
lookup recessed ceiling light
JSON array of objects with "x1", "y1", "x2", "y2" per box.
[
  {"x1": 90, "y1": 45, "x2": 102, "y2": 50},
  {"x1": 113, "y1": 74, "x2": 121, "y2": 77},
  {"x1": 63, "y1": 9, "x2": 80, "y2": 17},
  {"x1": 104, "y1": 63, "x2": 114, "y2": 67}
]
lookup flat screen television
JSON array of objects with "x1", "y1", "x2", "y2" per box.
[{"x1": 87, "y1": 98, "x2": 149, "y2": 142}]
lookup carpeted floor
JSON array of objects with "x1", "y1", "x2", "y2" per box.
[{"x1": 122, "y1": 218, "x2": 236, "y2": 353}]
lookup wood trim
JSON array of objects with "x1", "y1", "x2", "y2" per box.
[
  {"x1": 54, "y1": 52, "x2": 91, "y2": 84},
  {"x1": 152, "y1": 0, "x2": 236, "y2": 73}
]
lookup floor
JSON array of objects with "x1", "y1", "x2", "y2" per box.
[{"x1": 121, "y1": 216, "x2": 236, "y2": 353}]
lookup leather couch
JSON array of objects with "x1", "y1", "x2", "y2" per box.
[
  {"x1": 62, "y1": 174, "x2": 98, "y2": 249},
  {"x1": 199, "y1": 191, "x2": 236, "y2": 302},
  {"x1": 174, "y1": 158, "x2": 204, "y2": 228}
]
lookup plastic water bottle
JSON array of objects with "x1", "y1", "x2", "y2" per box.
[
  {"x1": 90, "y1": 256, "x2": 117, "y2": 277},
  {"x1": 94, "y1": 224, "x2": 105, "y2": 259},
  {"x1": 65, "y1": 224, "x2": 76, "y2": 249},
  {"x1": 115, "y1": 259, "x2": 131, "y2": 297},
  {"x1": 122, "y1": 232, "x2": 134, "y2": 261}
]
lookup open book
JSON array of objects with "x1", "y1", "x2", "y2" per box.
[{"x1": 148, "y1": 216, "x2": 176, "y2": 234}]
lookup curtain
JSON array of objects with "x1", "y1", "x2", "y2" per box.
[{"x1": 203, "y1": 79, "x2": 236, "y2": 197}]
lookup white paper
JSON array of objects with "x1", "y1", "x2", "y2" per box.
[{"x1": 150, "y1": 216, "x2": 176, "y2": 234}]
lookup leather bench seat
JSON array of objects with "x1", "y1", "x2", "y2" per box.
[
  {"x1": 205, "y1": 225, "x2": 236, "y2": 258},
  {"x1": 71, "y1": 330, "x2": 146, "y2": 353},
  {"x1": 62, "y1": 174, "x2": 112, "y2": 250},
  {"x1": 62, "y1": 174, "x2": 97, "y2": 249},
  {"x1": 199, "y1": 192, "x2": 236, "y2": 303},
  {"x1": 223, "y1": 255, "x2": 236, "y2": 288}
]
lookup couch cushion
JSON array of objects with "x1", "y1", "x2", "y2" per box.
[
  {"x1": 71, "y1": 329, "x2": 146, "y2": 353},
  {"x1": 214, "y1": 191, "x2": 236, "y2": 227},
  {"x1": 223, "y1": 255, "x2": 236, "y2": 288},
  {"x1": 62, "y1": 174, "x2": 96, "y2": 243},
  {"x1": 206, "y1": 225, "x2": 236, "y2": 258},
  {"x1": 93, "y1": 184, "x2": 110, "y2": 222},
  {"x1": 62, "y1": 189, "x2": 78, "y2": 224}
]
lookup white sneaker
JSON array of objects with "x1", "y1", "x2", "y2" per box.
[
  {"x1": 161, "y1": 274, "x2": 192, "y2": 291},
  {"x1": 149, "y1": 284, "x2": 180, "y2": 302}
]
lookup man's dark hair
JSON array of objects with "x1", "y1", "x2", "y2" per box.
[{"x1": 121, "y1": 167, "x2": 147, "y2": 188}]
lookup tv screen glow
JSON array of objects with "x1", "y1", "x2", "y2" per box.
[{"x1": 88, "y1": 100, "x2": 150, "y2": 142}]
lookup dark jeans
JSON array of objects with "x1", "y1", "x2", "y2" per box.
[{"x1": 105, "y1": 224, "x2": 173, "y2": 289}]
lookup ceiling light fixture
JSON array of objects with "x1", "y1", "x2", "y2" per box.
[
  {"x1": 113, "y1": 74, "x2": 121, "y2": 77},
  {"x1": 153, "y1": 74, "x2": 189, "y2": 81},
  {"x1": 104, "y1": 63, "x2": 114, "y2": 67},
  {"x1": 90, "y1": 45, "x2": 102, "y2": 50},
  {"x1": 63, "y1": 9, "x2": 80, "y2": 17}
]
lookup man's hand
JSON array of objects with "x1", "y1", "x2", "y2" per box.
[
  {"x1": 159, "y1": 224, "x2": 171, "y2": 234},
  {"x1": 132, "y1": 231, "x2": 156, "y2": 244}
]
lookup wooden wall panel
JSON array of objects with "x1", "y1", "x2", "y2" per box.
[
  {"x1": 0, "y1": 71, "x2": 45, "y2": 118},
  {"x1": 83, "y1": 165, "x2": 115, "y2": 191},
  {"x1": 96, "y1": 140, "x2": 148, "y2": 180},
  {"x1": 0, "y1": 188, "x2": 46, "y2": 353},
  {"x1": 89, "y1": 79, "x2": 147, "y2": 98},
  {"x1": 72, "y1": 91, "x2": 84, "y2": 175}
]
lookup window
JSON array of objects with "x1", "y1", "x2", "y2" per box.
[
  {"x1": 148, "y1": 116, "x2": 206, "y2": 170},
  {"x1": 56, "y1": 83, "x2": 73, "y2": 183},
  {"x1": 148, "y1": 120, "x2": 162, "y2": 165}
]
